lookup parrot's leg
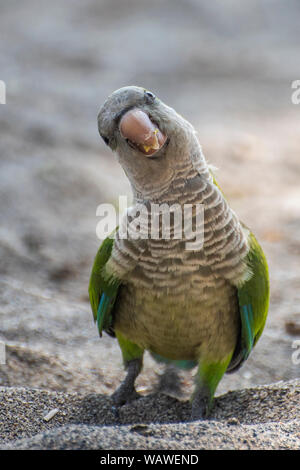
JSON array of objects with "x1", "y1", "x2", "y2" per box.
[
  {"x1": 191, "y1": 354, "x2": 232, "y2": 420},
  {"x1": 111, "y1": 357, "x2": 142, "y2": 405},
  {"x1": 111, "y1": 331, "x2": 144, "y2": 406},
  {"x1": 156, "y1": 364, "x2": 183, "y2": 397}
]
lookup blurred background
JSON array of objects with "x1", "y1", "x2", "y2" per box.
[{"x1": 0, "y1": 0, "x2": 300, "y2": 398}]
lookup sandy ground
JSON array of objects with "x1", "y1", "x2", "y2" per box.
[
  {"x1": 0, "y1": 0, "x2": 300, "y2": 450},
  {"x1": 0, "y1": 380, "x2": 299, "y2": 449}
]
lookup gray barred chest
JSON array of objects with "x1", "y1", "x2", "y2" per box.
[
  {"x1": 124, "y1": 237, "x2": 228, "y2": 297},
  {"x1": 112, "y1": 182, "x2": 246, "y2": 357}
]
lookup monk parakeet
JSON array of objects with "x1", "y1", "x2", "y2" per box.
[{"x1": 89, "y1": 86, "x2": 269, "y2": 419}]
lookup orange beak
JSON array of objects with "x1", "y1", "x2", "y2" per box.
[{"x1": 119, "y1": 108, "x2": 167, "y2": 156}]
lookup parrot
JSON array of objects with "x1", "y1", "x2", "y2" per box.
[{"x1": 89, "y1": 86, "x2": 269, "y2": 419}]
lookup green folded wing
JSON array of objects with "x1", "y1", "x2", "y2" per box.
[
  {"x1": 210, "y1": 170, "x2": 270, "y2": 373},
  {"x1": 227, "y1": 231, "x2": 270, "y2": 372},
  {"x1": 88, "y1": 236, "x2": 121, "y2": 337}
]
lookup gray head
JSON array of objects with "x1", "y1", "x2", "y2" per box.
[{"x1": 98, "y1": 86, "x2": 205, "y2": 198}]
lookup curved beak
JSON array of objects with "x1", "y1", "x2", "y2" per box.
[{"x1": 119, "y1": 108, "x2": 167, "y2": 156}]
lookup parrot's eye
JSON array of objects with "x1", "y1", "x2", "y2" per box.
[
  {"x1": 100, "y1": 135, "x2": 110, "y2": 146},
  {"x1": 144, "y1": 91, "x2": 156, "y2": 104}
]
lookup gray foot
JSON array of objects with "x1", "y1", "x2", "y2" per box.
[
  {"x1": 111, "y1": 386, "x2": 140, "y2": 406},
  {"x1": 111, "y1": 357, "x2": 142, "y2": 406},
  {"x1": 156, "y1": 364, "x2": 183, "y2": 397},
  {"x1": 191, "y1": 387, "x2": 211, "y2": 420}
]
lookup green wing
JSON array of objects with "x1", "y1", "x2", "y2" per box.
[
  {"x1": 227, "y1": 230, "x2": 270, "y2": 372},
  {"x1": 210, "y1": 170, "x2": 270, "y2": 372},
  {"x1": 88, "y1": 236, "x2": 121, "y2": 337}
]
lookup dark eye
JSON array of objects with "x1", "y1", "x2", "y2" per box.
[
  {"x1": 144, "y1": 90, "x2": 156, "y2": 103},
  {"x1": 100, "y1": 135, "x2": 109, "y2": 146}
]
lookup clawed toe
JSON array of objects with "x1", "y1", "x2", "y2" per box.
[
  {"x1": 191, "y1": 387, "x2": 212, "y2": 421},
  {"x1": 111, "y1": 386, "x2": 141, "y2": 407},
  {"x1": 191, "y1": 400, "x2": 210, "y2": 420}
]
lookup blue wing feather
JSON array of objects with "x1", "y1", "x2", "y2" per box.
[{"x1": 240, "y1": 304, "x2": 255, "y2": 359}]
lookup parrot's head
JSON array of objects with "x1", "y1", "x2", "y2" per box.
[{"x1": 98, "y1": 86, "x2": 203, "y2": 197}]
